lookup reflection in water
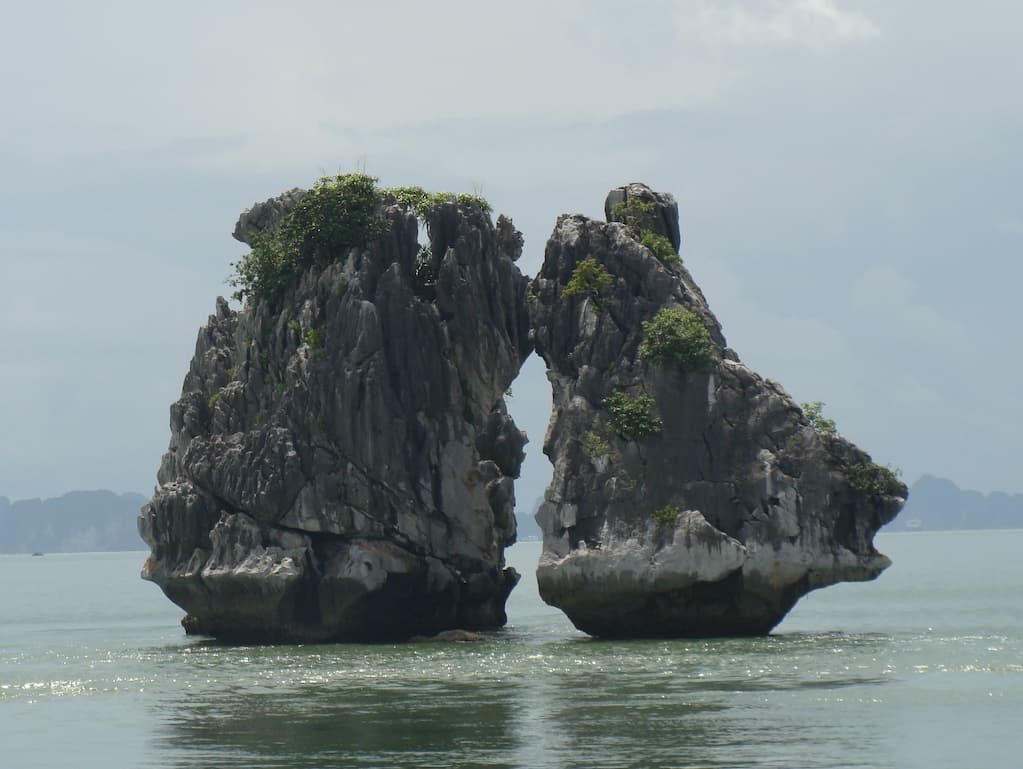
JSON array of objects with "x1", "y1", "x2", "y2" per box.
[
  {"x1": 5, "y1": 538, "x2": 1023, "y2": 769},
  {"x1": 158, "y1": 678, "x2": 518, "y2": 768},
  {"x1": 149, "y1": 633, "x2": 902, "y2": 769}
]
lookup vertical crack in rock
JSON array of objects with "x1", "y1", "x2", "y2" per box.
[
  {"x1": 529, "y1": 182, "x2": 907, "y2": 638},
  {"x1": 140, "y1": 184, "x2": 531, "y2": 642}
]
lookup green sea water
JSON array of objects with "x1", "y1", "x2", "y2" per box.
[{"x1": 1, "y1": 531, "x2": 1021, "y2": 769}]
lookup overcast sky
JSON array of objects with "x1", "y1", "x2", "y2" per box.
[{"x1": 1, "y1": 1, "x2": 1019, "y2": 504}]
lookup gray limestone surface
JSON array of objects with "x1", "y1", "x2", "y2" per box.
[
  {"x1": 141, "y1": 179, "x2": 905, "y2": 643},
  {"x1": 140, "y1": 190, "x2": 530, "y2": 642},
  {"x1": 529, "y1": 183, "x2": 906, "y2": 637}
]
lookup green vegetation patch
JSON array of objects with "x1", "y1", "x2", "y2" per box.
[
  {"x1": 652, "y1": 503, "x2": 681, "y2": 528},
  {"x1": 845, "y1": 462, "x2": 902, "y2": 497},
  {"x1": 561, "y1": 258, "x2": 613, "y2": 304},
  {"x1": 583, "y1": 430, "x2": 611, "y2": 458},
  {"x1": 231, "y1": 174, "x2": 385, "y2": 304},
  {"x1": 612, "y1": 199, "x2": 680, "y2": 265},
  {"x1": 389, "y1": 186, "x2": 493, "y2": 219},
  {"x1": 640, "y1": 231, "x2": 679, "y2": 265},
  {"x1": 603, "y1": 390, "x2": 662, "y2": 441},
  {"x1": 801, "y1": 401, "x2": 837, "y2": 434},
  {"x1": 612, "y1": 198, "x2": 657, "y2": 230},
  {"x1": 231, "y1": 175, "x2": 491, "y2": 305},
  {"x1": 639, "y1": 306, "x2": 715, "y2": 371},
  {"x1": 303, "y1": 327, "x2": 326, "y2": 350}
]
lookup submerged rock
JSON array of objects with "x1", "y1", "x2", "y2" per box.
[
  {"x1": 409, "y1": 629, "x2": 487, "y2": 643},
  {"x1": 529, "y1": 183, "x2": 906, "y2": 638},
  {"x1": 140, "y1": 182, "x2": 530, "y2": 642}
]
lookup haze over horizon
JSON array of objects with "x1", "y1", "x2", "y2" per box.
[{"x1": 2, "y1": 1, "x2": 1020, "y2": 501}]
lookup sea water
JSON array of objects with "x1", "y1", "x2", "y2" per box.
[{"x1": 1, "y1": 531, "x2": 1021, "y2": 769}]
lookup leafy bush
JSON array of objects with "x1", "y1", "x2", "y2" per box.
[
  {"x1": 846, "y1": 462, "x2": 902, "y2": 497},
  {"x1": 613, "y1": 199, "x2": 680, "y2": 265},
  {"x1": 612, "y1": 199, "x2": 657, "y2": 230},
  {"x1": 388, "y1": 186, "x2": 493, "y2": 219},
  {"x1": 231, "y1": 176, "x2": 492, "y2": 305},
  {"x1": 389, "y1": 185, "x2": 431, "y2": 216},
  {"x1": 285, "y1": 174, "x2": 386, "y2": 257},
  {"x1": 584, "y1": 430, "x2": 611, "y2": 458},
  {"x1": 603, "y1": 390, "x2": 662, "y2": 440},
  {"x1": 652, "y1": 504, "x2": 681, "y2": 528},
  {"x1": 231, "y1": 174, "x2": 386, "y2": 304},
  {"x1": 802, "y1": 401, "x2": 837, "y2": 434},
  {"x1": 303, "y1": 327, "x2": 326, "y2": 350},
  {"x1": 640, "y1": 231, "x2": 679, "y2": 265},
  {"x1": 561, "y1": 258, "x2": 613, "y2": 304},
  {"x1": 639, "y1": 307, "x2": 714, "y2": 371}
]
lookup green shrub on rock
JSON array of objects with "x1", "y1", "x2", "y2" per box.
[
  {"x1": 613, "y1": 199, "x2": 680, "y2": 265},
  {"x1": 561, "y1": 258, "x2": 613, "y2": 305},
  {"x1": 612, "y1": 199, "x2": 657, "y2": 230},
  {"x1": 231, "y1": 174, "x2": 386, "y2": 304},
  {"x1": 652, "y1": 503, "x2": 681, "y2": 528},
  {"x1": 231, "y1": 176, "x2": 493, "y2": 306},
  {"x1": 845, "y1": 462, "x2": 902, "y2": 497},
  {"x1": 802, "y1": 401, "x2": 837, "y2": 434},
  {"x1": 603, "y1": 390, "x2": 662, "y2": 440},
  {"x1": 583, "y1": 430, "x2": 611, "y2": 458},
  {"x1": 640, "y1": 231, "x2": 679, "y2": 265},
  {"x1": 389, "y1": 186, "x2": 493, "y2": 219},
  {"x1": 303, "y1": 327, "x2": 326, "y2": 350},
  {"x1": 639, "y1": 307, "x2": 714, "y2": 371}
]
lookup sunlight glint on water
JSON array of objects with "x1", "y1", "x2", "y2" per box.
[{"x1": 1, "y1": 531, "x2": 1021, "y2": 769}]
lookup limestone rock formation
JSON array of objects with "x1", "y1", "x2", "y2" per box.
[
  {"x1": 139, "y1": 184, "x2": 530, "y2": 642},
  {"x1": 529, "y1": 183, "x2": 906, "y2": 638}
]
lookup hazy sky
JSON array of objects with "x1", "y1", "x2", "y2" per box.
[{"x1": 1, "y1": 1, "x2": 1019, "y2": 503}]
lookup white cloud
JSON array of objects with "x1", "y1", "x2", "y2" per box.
[
  {"x1": 685, "y1": 0, "x2": 880, "y2": 51},
  {"x1": 2, "y1": 0, "x2": 882, "y2": 172}
]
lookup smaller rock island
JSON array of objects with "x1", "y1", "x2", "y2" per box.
[{"x1": 529, "y1": 183, "x2": 906, "y2": 637}]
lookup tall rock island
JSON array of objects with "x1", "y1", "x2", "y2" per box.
[
  {"x1": 139, "y1": 177, "x2": 530, "y2": 641},
  {"x1": 529, "y1": 183, "x2": 906, "y2": 637}
]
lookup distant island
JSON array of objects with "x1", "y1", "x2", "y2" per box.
[
  {"x1": 0, "y1": 490, "x2": 147, "y2": 554},
  {"x1": 0, "y1": 475, "x2": 1018, "y2": 554},
  {"x1": 887, "y1": 475, "x2": 1023, "y2": 531}
]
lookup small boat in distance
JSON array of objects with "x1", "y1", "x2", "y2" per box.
[{"x1": 31, "y1": 552, "x2": 44, "y2": 557}]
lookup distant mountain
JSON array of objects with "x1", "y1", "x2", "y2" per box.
[
  {"x1": 0, "y1": 490, "x2": 147, "y2": 554},
  {"x1": 3, "y1": 475, "x2": 1012, "y2": 554},
  {"x1": 889, "y1": 475, "x2": 1023, "y2": 531},
  {"x1": 514, "y1": 496, "x2": 543, "y2": 542}
]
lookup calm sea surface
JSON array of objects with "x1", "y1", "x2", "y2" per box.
[{"x1": 1, "y1": 531, "x2": 1021, "y2": 769}]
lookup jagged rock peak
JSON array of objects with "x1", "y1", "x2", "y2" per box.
[
  {"x1": 530, "y1": 183, "x2": 906, "y2": 638},
  {"x1": 605, "y1": 182, "x2": 681, "y2": 253},
  {"x1": 140, "y1": 177, "x2": 532, "y2": 642},
  {"x1": 232, "y1": 188, "x2": 306, "y2": 246}
]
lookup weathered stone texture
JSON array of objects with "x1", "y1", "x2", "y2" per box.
[
  {"x1": 529, "y1": 183, "x2": 906, "y2": 637},
  {"x1": 142, "y1": 179, "x2": 905, "y2": 642},
  {"x1": 140, "y1": 193, "x2": 530, "y2": 642}
]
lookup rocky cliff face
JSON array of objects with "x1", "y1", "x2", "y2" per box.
[
  {"x1": 142, "y1": 178, "x2": 905, "y2": 642},
  {"x1": 139, "y1": 187, "x2": 530, "y2": 641},
  {"x1": 529, "y1": 183, "x2": 906, "y2": 638}
]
